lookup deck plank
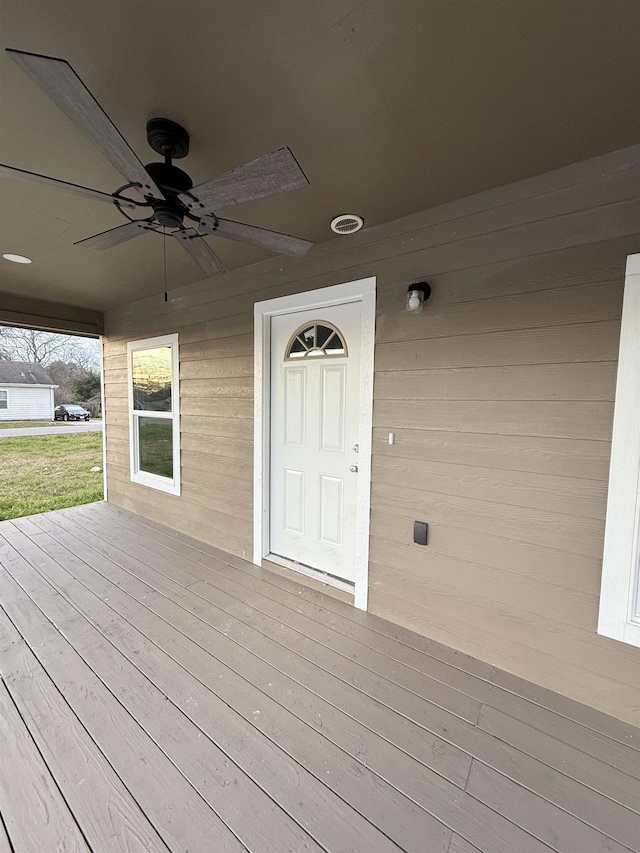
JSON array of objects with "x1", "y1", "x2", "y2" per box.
[
  {"x1": 447, "y1": 836, "x2": 482, "y2": 853},
  {"x1": 1, "y1": 503, "x2": 638, "y2": 853},
  {"x1": 478, "y1": 705, "x2": 640, "y2": 813},
  {"x1": 81, "y1": 503, "x2": 640, "y2": 769},
  {"x1": 478, "y1": 690, "x2": 640, "y2": 780},
  {"x1": 11, "y1": 519, "x2": 452, "y2": 853},
  {"x1": 0, "y1": 674, "x2": 89, "y2": 853},
  {"x1": 43, "y1": 508, "x2": 640, "y2": 840},
  {"x1": 17, "y1": 516, "x2": 562, "y2": 853},
  {"x1": 0, "y1": 536, "x2": 328, "y2": 853},
  {"x1": 78, "y1": 503, "x2": 498, "y2": 681},
  {"x1": 0, "y1": 610, "x2": 170, "y2": 853},
  {"x1": 35, "y1": 532, "x2": 427, "y2": 853},
  {"x1": 0, "y1": 560, "x2": 246, "y2": 853},
  {"x1": 65, "y1": 506, "x2": 484, "y2": 724},
  {"x1": 466, "y1": 760, "x2": 634, "y2": 853},
  {"x1": 41, "y1": 509, "x2": 475, "y2": 782}
]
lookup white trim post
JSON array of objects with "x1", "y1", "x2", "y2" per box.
[{"x1": 598, "y1": 254, "x2": 640, "y2": 647}]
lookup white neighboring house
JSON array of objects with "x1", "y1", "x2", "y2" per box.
[{"x1": 0, "y1": 362, "x2": 58, "y2": 421}]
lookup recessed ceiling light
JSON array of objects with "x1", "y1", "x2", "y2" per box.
[
  {"x1": 330, "y1": 214, "x2": 364, "y2": 235},
  {"x1": 2, "y1": 253, "x2": 32, "y2": 264}
]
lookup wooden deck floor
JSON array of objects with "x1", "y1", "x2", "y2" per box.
[{"x1": 0, "y1": 502, "x2": 638, "y2": 853}]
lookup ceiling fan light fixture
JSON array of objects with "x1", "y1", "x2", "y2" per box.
[
  {"x1": 330, "y1": 214, "x2": 364, "y2": 235},
  {"x1": 2, "y1": 253, "x2": 32, "y2": 264}
]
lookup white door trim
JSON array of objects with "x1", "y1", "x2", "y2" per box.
[{"x1": 254, "y1": 277, "x2": 376, "y2": 610}]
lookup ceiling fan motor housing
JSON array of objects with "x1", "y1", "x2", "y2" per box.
[{"x1": 144, "y1": 161, "x2": 194, "y2": 228}]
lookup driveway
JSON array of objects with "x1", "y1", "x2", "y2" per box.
[{"x1": 0, "y1": 422, "x2": 104, "y2": 438}]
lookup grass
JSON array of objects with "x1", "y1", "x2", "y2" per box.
[
  {"x1": 0, "y1": 420, "x2": 57, "y2": 429},
  {"x1": 0, "y1": 432, "x2": 104, "y2": 520}
]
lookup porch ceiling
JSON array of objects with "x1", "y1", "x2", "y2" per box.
[{"x1": 0, "y1": 1, "x2": 639, "y2": 311}]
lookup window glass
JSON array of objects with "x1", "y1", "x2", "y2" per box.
[
  {"x1": 128, "y1": 334, "x2": 179, "y2": 495},
  {"x1": 286, "y1": 322, "x2": 347, "y2": 359},
  {"x1": 325, "y1": 334, "x2": 345, "y2": 354},
  {"x1": 138, "y1": 417, "x2": 174, "y2": 478},
  {"x1": 132, "y1": 346, "x2": 172, "y2": 411},
  {"x1": 316, "y1": 325, "x2": 334, "y2": 347},
  {"x1": 0, "y1": 390, "x2": 7, "y2": 409}
]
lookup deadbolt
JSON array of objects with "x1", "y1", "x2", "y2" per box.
[{"x1": 352, "y1": 443, "x2": 359, "y2": 453}]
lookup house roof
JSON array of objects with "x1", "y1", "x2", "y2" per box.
[
  {"x1": 0, "y1": 1, "x2": 639, "y2": 312},
  {"x1": 0, "y1": 361, "x2": 56, "y2": 386}
]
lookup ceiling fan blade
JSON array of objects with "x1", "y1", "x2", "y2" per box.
[
  {"x1": 7, "y1": 49, "x2": 164, "y2": 200},
  {"x1": 174, "y1": 228, "x2": 227, "y2": 276},
  {"x1": 200, "y1": 215, "x2": 312, "y2": 258},
  {"x1": 179, "y1": 147, "x2": 308, "y2": 213},
  {"x1": 74, "y1": 221, "x2": 158, "y2": 250},
  {"x1": 0, "y1": 163, "x2": 137, "y2": 210}
]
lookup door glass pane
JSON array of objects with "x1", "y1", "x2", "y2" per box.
[
  {"x1": 285, "y1": 322, "x2": 347, "y2": 359},
  {"x1": 316, "y1": 325, "x2": 334, "y2": 347},
  {"x1": 138, "y1": 417, "x2": 173, "y2": 478},
  {"x1": 132, "y1": 347, "x2": 172, "y2": 411},
  {"x1": 324, "y1": 334, "x2": 345, "y2": 354},
  {"x1": 290, "y1": 336, "x2": 307, "y2": 355}
]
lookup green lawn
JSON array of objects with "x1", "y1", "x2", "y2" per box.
[
  {"x1": 0, "y1": 432, "x2": 104, "y2": 520},
  {"x1": 0, "y1": 420, "x2": 56, "y2": 429}
]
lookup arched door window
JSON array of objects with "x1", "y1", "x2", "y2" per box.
[{"x1": 285, "y1": 321, "x2": 348, "y2": 360}]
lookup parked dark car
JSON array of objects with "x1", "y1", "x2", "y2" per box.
[{"x1": 54, "y1": 404, "x2": 91, "y2": 422}]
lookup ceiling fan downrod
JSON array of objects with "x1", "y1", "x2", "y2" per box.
[{"x1": 143, "y1": 118, "x2": 195, "y2": 228}]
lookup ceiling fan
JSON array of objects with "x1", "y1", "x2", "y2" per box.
[{"x1": 0, "y1": 48, "x2": 313, "y2": 277}]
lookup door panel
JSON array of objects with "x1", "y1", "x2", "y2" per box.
[
  {"x1": 319, "y1": 474, "x2": 343, "y2": 546},
  {"x1": 284, "y1": 367, "x2": 305, "y2": 447},
  {"x1": 284, "y1": 469, "x2": 304, "y2": 534},
  {"x1": 320, "y1": 365, "x2": 346, "y2": 452},
  {"x1": 270, "y1": 301, "x2": 361, "y2": 582}
]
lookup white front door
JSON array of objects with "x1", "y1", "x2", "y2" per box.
[{"x1": 269, "y1": 301, "x2": 362, "y2": 583}]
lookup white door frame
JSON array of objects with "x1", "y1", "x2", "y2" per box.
[{"x1": 254, "y1": 277, "x2": 376, "y2": 610}]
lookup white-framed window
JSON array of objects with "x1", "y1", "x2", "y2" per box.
[
  {"x1": 598, "y1": 254, "x2": 640, "y2": 647},
  {"x1": 0, "y1": 390, "x2": 7, "y2": 409},
  {"x1": 127, "y1": 334, "x2": 180, "y2": 496}
]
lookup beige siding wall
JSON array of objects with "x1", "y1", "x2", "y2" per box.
[{"x1": 104, "y1": 145, "x2": 640, "y2": 723}]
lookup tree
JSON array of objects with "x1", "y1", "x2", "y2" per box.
[
  {"x1": 0, "y1": 327, "x2": 99, "y2": 370},
  {"x1": 0, "y1": 327, "x2": 101, "y2": 406},
  {"x1": 72, "y1": 371, "x2": 101, "y2": 401},
  {"x1": 48, "y1": 360, "x2": 81, "y2": 405}
]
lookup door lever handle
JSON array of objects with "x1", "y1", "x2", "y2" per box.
[{"x1": 350, "y1": 464, "x2": 359, "y2": 473}]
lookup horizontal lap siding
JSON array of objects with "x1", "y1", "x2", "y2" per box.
[
  {"x1": 0, "y1": 386, "x2": 52, "y2": 421},
  {"x1": 104, "y1": 144, "x2": 640, "y2": 723},
  {"x1": 103, "y1": 346, "x2": 253, "y2": 559},
  {"x1": 369, "y1": 246, "x2": 640, "y2": 722}
]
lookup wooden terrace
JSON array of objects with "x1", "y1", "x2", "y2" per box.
[{"x1": 0, "y1": 502, "x2": 638, "y2": 853}]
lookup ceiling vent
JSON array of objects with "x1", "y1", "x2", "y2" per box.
[{"x1": 330, "y1": 214, "x2": 364, "y2": 235}]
